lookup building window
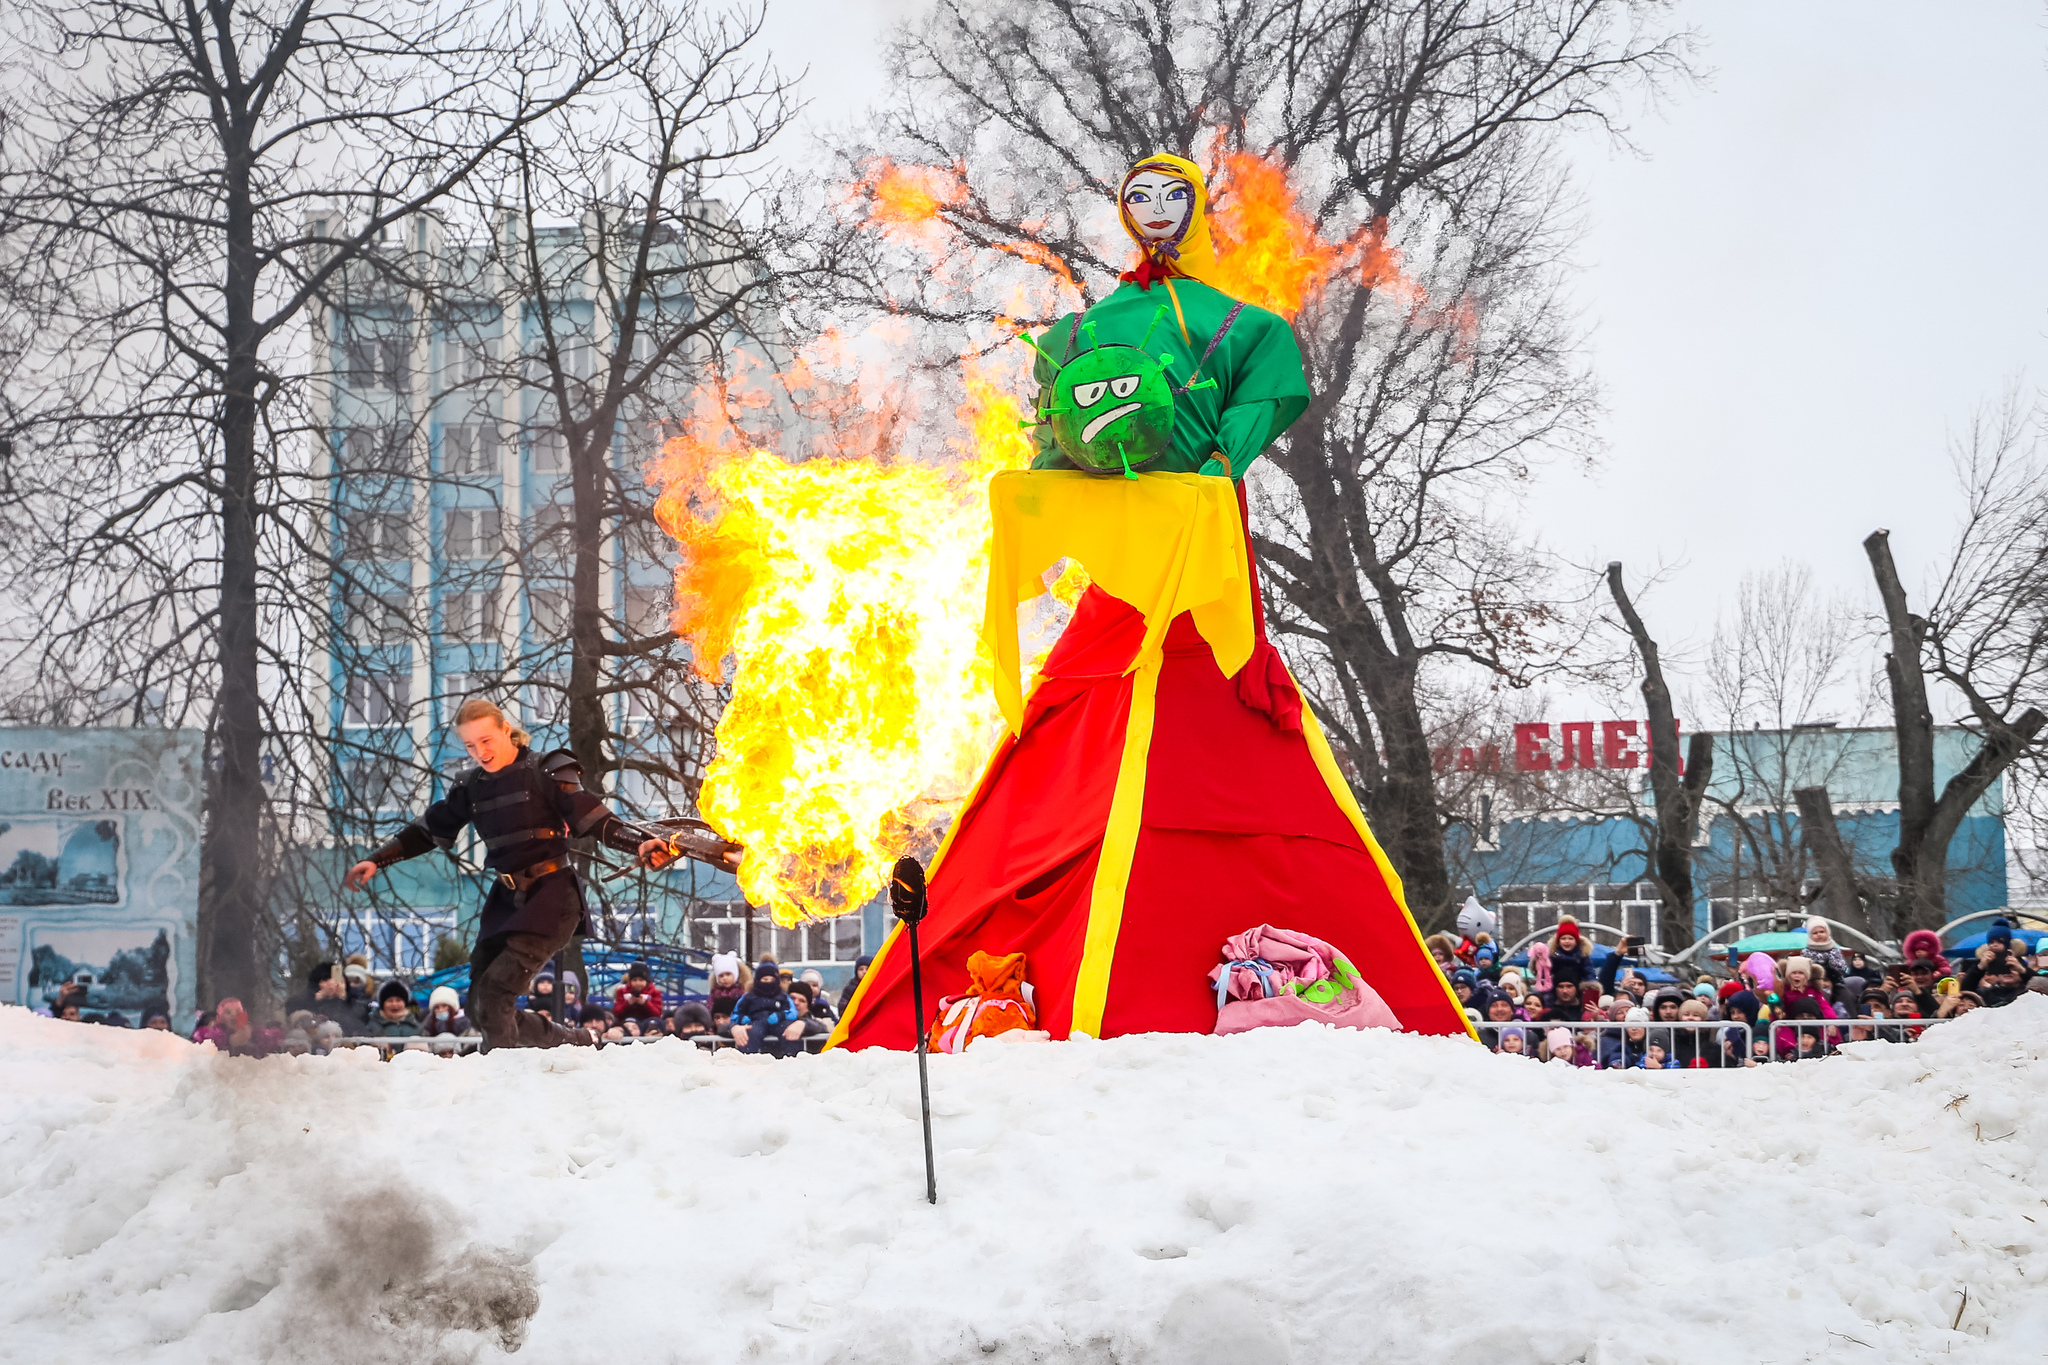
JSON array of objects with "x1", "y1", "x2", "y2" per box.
[
  {"x1": 531, "y1": 425, "x2": 569, "y2": 474},
  {"x1": 344, "y1": 673, "x2": 413, "y2": 727},
  {"x1": 444, "y1": 586, "x2": 502, "y2": 643},
  {"x1": 525, "y1": 671, "x2": 569, "y2": 725},
  {"x1": 444, "y1": 508, "x2": 502, "y2": 561},
  {"x1": 527, "y1": 502, "x2": 574, "y2": 552},
  {"x1": 341, "y1": 509, "x2": 411, "y2": 560},
  {"x1": 443, "y1": 424, "x2": 502, "y2": 477},
  {"x1": 441, "y1": 333, "x2": 492, "y2": 390},
  {"x1": 625, "y1": 583, "x2": 672, "y2": 637},
  {"x1": 343, "y1": 591, "x2": 409, "y2": 646},
  {"x1": 342, "y1": 754, "x2": 407, "y2": 810},
  {"x1": 528, "y1": 587, "x2": 570, "y2": 639},
  {"x1": 341, "y1": 327, "x2": 407, "y2": 391},
  {"x1": 339, "y1": 425, "x2": 406, "y2": 476}
]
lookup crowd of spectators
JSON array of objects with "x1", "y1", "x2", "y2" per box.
[
  {"x1": 1426, "y1": 916, "x2": 2048, "y2": 1068},
  {"x1": 31, "y1": 950, "x2": 882, "y2": 1059},
  {"x1": 34, "y1": 918, "x2": 2041, "y2": 1067}
]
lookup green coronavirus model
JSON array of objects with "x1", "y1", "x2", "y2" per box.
[{"x1": 1045, "y1": 342, "x2": 1177, "y2": 476}]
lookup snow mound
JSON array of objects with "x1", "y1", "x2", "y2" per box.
[{"x1": 1, "y1": 1002, "x2": 2044, "y2": 1364}]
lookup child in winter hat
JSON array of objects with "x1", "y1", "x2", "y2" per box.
[
  {"x1": 423, "y1": 985, "x2": 468, "y2": 1037},
  {"x1": 707, "y1": 952, "x2": 748, "y2": 1016}
]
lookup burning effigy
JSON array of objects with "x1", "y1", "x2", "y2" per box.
[{"x1": 656, "y1": 145, "x2": 1472, "y2": 1044}]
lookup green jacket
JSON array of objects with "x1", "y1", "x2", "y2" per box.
[{"x1": 1031, "y1": 278, "x2": 1310, "y2": 480}]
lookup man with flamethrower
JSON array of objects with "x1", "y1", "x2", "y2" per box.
[{"x1": 344, "y1": 698, "x2": 742, "y2": 1051}]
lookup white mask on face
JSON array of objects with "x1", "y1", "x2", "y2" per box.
[{"x1": 1122, "y1": 170, "x2": 1193, "y2": 244}]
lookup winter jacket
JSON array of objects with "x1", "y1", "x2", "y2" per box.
[
  {"x1": 1961, "y1": 949, "x2": 2031, "y2": 1007},
  {"x1": 1548, "y1": 946, "x2": 1591, "y2": 988},
  {"x1": 283, "y1": 989, "x2": 371, "y2": 1033},
  {"x1": 421, "y1": 1009, "x2": 471, "y2": 1037},
  {"x1": 1670, "y1": 1024, "x2": 1719, "y2": 1068},
  {"x1": 1803, "y1": 943, "x2": 1852, "y2": 991},
  {"x1": 612, "y1": 981, "x2": 666, "y2": 1022},
  {"x1": 1778, "y1": 987, "x2": 1836, "y2": 1020},
  {"x1": 1544, "y1": 997, "x2": 1593, "y2": 1024},
  {"x1": 1599, "y1": 1031, "x2": 1648, "y2": 1069},
  {"x1": 1900, "y1": 930, "x2": 1953, "y2": 977},
  {"x1": 363, "y1": 1013, "x2": 423, "y2": 1038},
  {"x1": 193, "y1": 1023, "x2": 284, "y2": 1055},
  {"x1": 731, "y1": 983, "x2": 799, "y2": 1036}
]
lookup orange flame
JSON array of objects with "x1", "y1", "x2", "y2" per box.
[
  {"x1": 861, "y1": 158, "x2": 969, "y2": 236},
  {"x1": 1206, "y1": 149, "x2": 1431, "y2": 319},
  {"x1": 652, "y1": 357, "x2": 1033, "y2": 924}
]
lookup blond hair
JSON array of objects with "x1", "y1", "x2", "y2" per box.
[{"x1": 454, "y1": 696, "x2": 530, "y2": 749}]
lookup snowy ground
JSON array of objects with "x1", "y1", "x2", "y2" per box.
[{"x1": 1, "y1": 1003, "x2": 2044, "y2": 1365}]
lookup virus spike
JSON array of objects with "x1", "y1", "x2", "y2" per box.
[
  {"x1": 1137, "y1": 303, "x2": 1168, "y2": 351},
  {"x1": 1117, "y1": 442, "x2": 1137, "y2": 480},
  {"x1": 1011, "y1": 329, "x2": 1065, "y2": 372}
]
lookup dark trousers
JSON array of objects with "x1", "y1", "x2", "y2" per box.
[
  {"x1": 470, "y1": 913, "x2": 587, "y2": 1051},
  {"x1": 737, "y1": 1031, "x2": 802, "y2": 1058}
]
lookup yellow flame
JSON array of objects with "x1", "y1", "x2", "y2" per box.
[{"x1": 652, "y1": 359, "x2": 1032, "y2": 923}]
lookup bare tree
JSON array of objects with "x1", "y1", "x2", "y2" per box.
[
  {"x1": 1866, "y1": 396, "x2": 2048, "y2": 930},
  {"x1": 834, "y1": 0, "x2": 1690, "y2": 925},
  {"x1": 0, "y1": 0, "x2": 685, "y2": 1009},
  {"x1": 461, "y1": 5, "x2": 801, "y2": 808},
  {"x1": 1604, "y1": 562, "x2": 1711, "y2": 947}
]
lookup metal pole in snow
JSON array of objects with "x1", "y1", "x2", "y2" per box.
[{"x1": 891, "y1": 856, "x2": 937, "y2": 1204}]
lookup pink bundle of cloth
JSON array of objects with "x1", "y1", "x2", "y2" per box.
[{"x1": 1208, "y1": 924, "x2": 1400, "y2": 1035}]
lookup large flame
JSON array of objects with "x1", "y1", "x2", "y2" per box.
[
  {"x1": 652, "y1": 361, "x2": 1032, "y2": 923},
  {"x1": 1206, "y1": 150, "x2": 1429, "y2": 319}
]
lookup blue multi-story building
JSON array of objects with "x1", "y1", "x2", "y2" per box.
[
  {"x1": 1444, "y1": 722, "x2": 2009, "y2": 950},
  {"x1": 300, "y1": 207, "x2": 869, "y2": 982}
]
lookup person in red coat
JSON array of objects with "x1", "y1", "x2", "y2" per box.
[{"x1": 612, "y1": 962, "x2": 665, "y2": 1026}]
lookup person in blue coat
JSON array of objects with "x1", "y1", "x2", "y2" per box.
[{"x1": 731, "y1": 959, "x2": 804, "y2": 1057}]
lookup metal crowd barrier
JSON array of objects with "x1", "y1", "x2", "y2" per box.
[
  {"x1": 1758, "y1": 1015, "x2": 1948, "y2": 1061},
  {"x1": 313, "y1": 1031, "x2": 832, "y2": 1058},
  {"x1": 1483, "y1": 1014, "x2": 1954, "y2": 1069},
  {"x1": 1480, "y1": 1018, "x2": 1751, "y2": 1069}
]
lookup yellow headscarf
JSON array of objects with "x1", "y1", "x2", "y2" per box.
[{"x1": 1117, "y1": 153, "x2": 1220, "y2": 289}]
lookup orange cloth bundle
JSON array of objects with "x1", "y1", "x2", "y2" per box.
[{"x1": 926, "y1": 950, "x2": 1038, "y2": 1052}]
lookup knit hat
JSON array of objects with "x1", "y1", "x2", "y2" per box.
[
  {"x1": 1625, "y1": 1007, "x2": 1650, "y2": 1023},
  {"x1": 428, "y1": 985, "x2": 460, "y2": 1012},
  {"x1": 343, "y1": 963, "x2": 370, "y2": 983},
  {"x1": 1451, "y1": 967, "x2": 1478, "y2": 988},
  {"x1": 377, "y1": 980, "x2": 410, "y2": 1005},
  {"x1": 1556, "y1": 918, "x2": 1580, "y2": 939},
  {"x1": 533, "y1": 969, "x2": 555, "y2": 986},
  {"x1": 673, "y1": 1002, "x2": 713, "y2": 1026},
  {"x1": 626, "y1": 961, "x2": 651, "y2": 981},
  {"x1": 1725, "y1": 990, "x2": 1762, "y2": 1020},
  {"x1": 307, "y1": 960, "x2": 338, "y2": 989},
  {"x1": 1546, "y1": 1026, "x2": 1574, "y2": 1052},
  {"x1": 1987, "y1": 921, "x2": 2013, "y2": 946},
  {"x1": 754, "y1": 958, "x2": 779, "y2": 978},
  {"x1": 710, "y1": 951, "x2": 740, "y2": 979}
]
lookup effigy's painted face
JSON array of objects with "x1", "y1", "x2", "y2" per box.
[
  {"x1": 1123, "y1": 170, "x2": 1193, "y2": 242},
  {"x1": 1048, "y1": 343, "x2": 1175, "y2": 476}
]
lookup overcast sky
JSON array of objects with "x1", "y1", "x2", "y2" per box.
[{"x1": 748, "y1": 0, "x2": 2048, "y2": 676}]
